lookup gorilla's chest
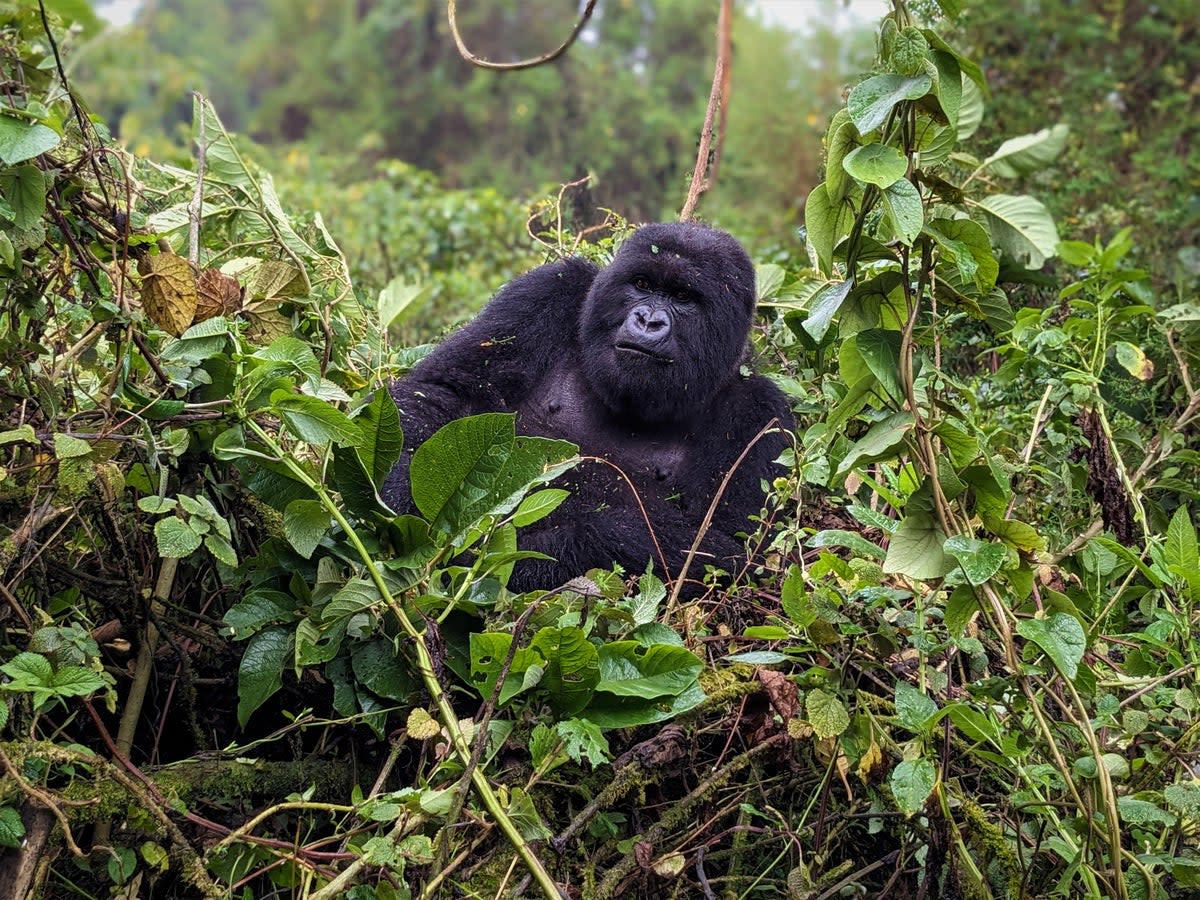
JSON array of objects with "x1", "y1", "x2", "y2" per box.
[{"x1": 519, "y1": 366, "x2": 690, "y2": 486}]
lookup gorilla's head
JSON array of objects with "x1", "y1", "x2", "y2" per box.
[{"x1": 579, "y1": 222, "x2": 756, "y2": 425}]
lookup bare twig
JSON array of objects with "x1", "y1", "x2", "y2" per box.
[
  {"x1": 680, "y1": 0, "x2": 733, "y2": 221},
  {"x1": 447, "y1": 0, "x2": 598, "y2": 71},
  {"x1": 188, "y1": 91, "x2": 207, "y2": 265}
]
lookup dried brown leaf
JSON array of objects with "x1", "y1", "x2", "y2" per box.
[{"x1": 138, "y1": 252, "x2": 198, "y2": 337}]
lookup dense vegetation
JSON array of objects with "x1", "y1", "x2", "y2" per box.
[{"x1": 1, "y1": 1, "x2": 1198, "y2": 898}]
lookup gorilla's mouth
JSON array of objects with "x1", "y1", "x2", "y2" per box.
[{"x1": 615, "y1": 342, "x2": 674, "y2": 364}]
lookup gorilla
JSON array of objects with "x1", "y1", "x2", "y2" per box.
[{"x1": 381, "y1": 222, "x2": 794, "y2": 593}]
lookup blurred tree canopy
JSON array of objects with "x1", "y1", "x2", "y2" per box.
[
  {"x1": 950, "y1": 0, "x2": 1198, "y2": 283},
  {"x1": 77, "y1": 0, "x2": 869, "y2": 224}
]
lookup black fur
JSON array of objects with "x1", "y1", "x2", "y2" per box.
[{"x1": 381, "y1": 222, "x2": 794, "y2": 592}]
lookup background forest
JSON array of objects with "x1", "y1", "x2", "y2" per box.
[{"x1": 1, "y1": 0, "x2": 1199, "y2": 898}]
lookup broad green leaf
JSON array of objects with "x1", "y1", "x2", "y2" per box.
[
  {"x1": 1165, "y1": 505, "x2": 1199, "y2": 580},
  {"x1": 154, "y1": 517, "x2": 202, "y2": 558},
  {"x1": 0, "y1": 164, "x2": 46, "y2": 229},
  {"x1": 945, "y1": 702, "x2": 1000, "y2": 744},
  {"x1": 837, "y1": 411, "x2": 914, "y2": 477},
  {"x1": 0, "y1": 806, "x2": 25, "y2": 849},
  {"x1": 855, "y1": 329, "x2": 904, "y2": 403},
  {"x1": 223, "y1": 590, "x2": 296, "y2": 640},
  {"x1": 806, "y1": 529, "x2": 885, "y2": 561},
  {"x1": 1016, "y1": 613, "x2": 1086, "y2": 679},
  {"x1": 49, "y1": 666, "x2": 108, "y2": 698},
  {"x1": 410, "y1": 413, "x2": 577, "y2": 538},
  {"x1": 506, "y1": 787, "x2": 552, "y2": 841},
  {"x1": 0, "y1": 115, "x2": 60, "y2": 164},
  {"x1": 983, "y1": 124, "x2": 1069, "y2": 178},
  {"x1": 271, "y1": 391, "x2": 361, "y2": 447},
  {"x1": 193, "y1": 97, "x2": 252, "y2": 188},
  {"x1": 890, "y1": 757, "x2": 937, "y2": 815},
  {"x1": 378, "y1": 277, "x2": 432, "y2": 328},
  {"x1": 332, "y1": 444, "x2": 392, "y2": 519},
  {"x1": 895, "y1": 682, "x2": 938, "y2": 734},
  {"x1": 471, "y1": 632, "x2": 545, "y2": 705},
  {"x1": 881, "y1": 177, "x2": 924, "y2": 246},
  {"x1": 804, "y1": 183, "x2": 855, "y2": 277},
  {"x1": 350, "y1": 384, "x2": 403, "y2": 486},
  {"x1": 1117, "y1": 797, "x2": 1176, "y2": 827},
  {"x1": 927, "y1": 218, "x2": 998, "y2": 292},
  {"x1": 806, "y1": 688, "x2": 850, "y2": 739},
  {"x1": 956, "y1": 72, "x2": 984, "y2": 140},
  {"x1": 755, "y1": 263, "x2": 786, "y2": 300},
  {"x1": 800, "y1": 279, "x2": 854, "y2": 344},
  {"x1": 982, "y1": 514, "x2": 1046, "y2": 552},
  {"x1": 929, "y1": 50, "x2": 962, "y2": 130},
  {"x1": 351, "y1": 638, "x2": 416, "y2": 702},
  {"x1": 595, "y1": 643, "x2": 703, "y2": 700},
  {"x1": 251, "y1": 337, "x2": 321, "y2": 388},
  {"x1": 283, "y1": 499, "x2": 329, "y2": 559},
  {"x1": 512, "y1": 488, "x2": 570, "y2": 527},
  {"x1": 842, "y1": 143, "x2": 908, "y2": 188},
  {"x1": 825, "y1": 112, "x2": 859, "y2": 202},
  {"x1": 0, "y1": 425, "x2": 36, "y2": 446},
  {"x1": 532, "y1": 626, "x2": 600, "y2": 715},
  {"x1": 883, "y1": 512, "x2": 953, "y2": 580},
  {"x1": 976, "y1": 194, "x2": 1060, "y2": 269},
  {"x1": 53, "y1": 433, "x2": 91, "y2": 459},
  {"x1": 945, "y1": 585, "x2": 984, "y2": 643},
  {"x1": 943, "y1": 536, "x2": 1007, "y2": 586},
  {"x1": 237, "y1": 626, "x2": 293, "y2": 725},
  {"x1": 847, "y1": 73, "x2": 933, "y2": 134}
]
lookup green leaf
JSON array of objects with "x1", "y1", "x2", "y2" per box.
[
  {"x1": 1112, "y1": 341, "x2": 1154, "y2": 380},
  {"x1": 154, "y1": 517, "x2": 202, "y2": 558},
  {"x1": 0, "y1": 424, "x2": 36, "y2": 446},
  {"x1": 890, "y1": 757, "x2": 937, "y2": 815},
  {"x1": 594, "y1": 643, "x2": 703, "y2": 700},
  {"x1": 927, "y1": 218, "x2": 998, "y2": 292},
  {"x1": 807, "y1": 688, "x2": 850, "y2": 739},
  {"x1": 1165, "y1": 505, "x2": 1199, "y2": 585},
  {"x1": 855, "y1": 329, "x2": 904, "y2": 403},
  {"x1": 943, "y1": 536, "x2": 1007, "y2": 586},
  {"x1": 237, "y1": 626, "x2": 293, "y2": 725},
  {"x1": 471, "y1": 632, "x2": 545, "y2": 705},
  {"x1": 1117, "y1": 797, "x2": 1176, "y2": 827},
  {"x1": 351, "y1": 638, "x2": 416, "y2": 703},
  {"x1": 837, "y1": 411, "x2": 914, "y2": 477},
  {"x1": 824, "y1": 113, "x2": 859, "y2": 203},
  {"x1": 0, "y1": 806, "x2": 25, "y2": 849},
  {"x1": 804, "y1": 183, "x2": 855, "y2": 277},
  {"x1": 983, "y1": 124, "x2": 1069, "y2": 178},
  {"x1": 271, "y1": 391, "x2": 361, "y2": 447},
  {"x1": 223, "y1": 590, "x2": 297, "y2": 640},
  {"x1": 283, "y1": 499, "x2": 329, "y2": 559},
  {"x1": 976, "y1": 194, "x2": 1060, "y2": 269},
  {"x1": 0, "y1": 164, "x2": 47, "y2": 229},
  {"x1": 511, "y1": 488, "x2": 570, "y2": 528},
  {"x1": 49, "y1": 666, "x2": 108, "y2": 698},
  {"x1": 956, "y1": 71, "x2": 984, "y2": 140},
  {"x1": 929, "y1": 50, "x2": 962, "y2": 130},
  {"x1": 847, "y1": 73, "x2": 932, "y2": 134},
  {"x1": 1016, "y1": 613, "x2": 1086, "y2": 679},
  {"x1": 410, "y1": 413, "x2": 576, "y2": 539},
  {"x1": 53, "y1": 433, "x2": 92, "y2": 459},
  {"x1": 0, "y1": 115, "x2": 60, "y2": 164},
  {"x1": 532, "y1": 627, "x2": 600, "y2": 716},
  {"x1": 354, "y1": 390, "x2": 404, "y2": 487},
  {"x1": 251, "y1": 337, "x2": 321, "y2": 387},
  {"x1": 800, "y1": 279, "x2": 854, "y2": 344},
  {"x1": 806, "y1": 529, "x2": 885, "y2": 561},
  {"x1": 505, "y1": 787, "x2": 552, "y2": 841},
  {"x1": 556, "y1": 719, "x2": 611, "y2": 768},
  {"x1": 881, "y1": 177, "x2": 924, "y2": 246},
  {"x1": 843, "y1": 143, "x2": 908, "y2": 188},
  {"x1": 883, "y1": 512, "x2": 953, "y2": 580},
  {"x1": 378, "y1": 277, "x2": 433, "y2": 328},
  {"x1": 895, "y1": 682, "x2": 938, "y2": 734}
]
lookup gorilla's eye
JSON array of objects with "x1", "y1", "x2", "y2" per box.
[{"x1": 632, "y1": 276, "x2": 651, "y2": 292}]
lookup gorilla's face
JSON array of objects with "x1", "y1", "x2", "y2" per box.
[{"x1": 579, "y1": 222, "x2": 756, "y2": 426}]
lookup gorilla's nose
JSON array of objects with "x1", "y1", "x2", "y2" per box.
[{"x1": 629, "y1": 304, "x2": 670, "y2": 340}]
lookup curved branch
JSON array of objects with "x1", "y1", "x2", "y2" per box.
[{"x1": 447, "y1": 0, "x2": 598, "y2": 71}]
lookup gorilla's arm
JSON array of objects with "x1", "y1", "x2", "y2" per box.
[{"x1": 381, "y1": 257, "x2": 598, "y2": 512}]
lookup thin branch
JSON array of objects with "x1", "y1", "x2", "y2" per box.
[
  {"x1": 447, "y1": 0, "x2": 598, "y2": 71},
  {"x1": 680, "y1": 0, "x2": 733, "y2": 221}
]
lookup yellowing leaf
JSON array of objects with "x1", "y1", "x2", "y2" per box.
[{"x1": 139, "y1": 252, "x2": 198, "y2": 337}]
